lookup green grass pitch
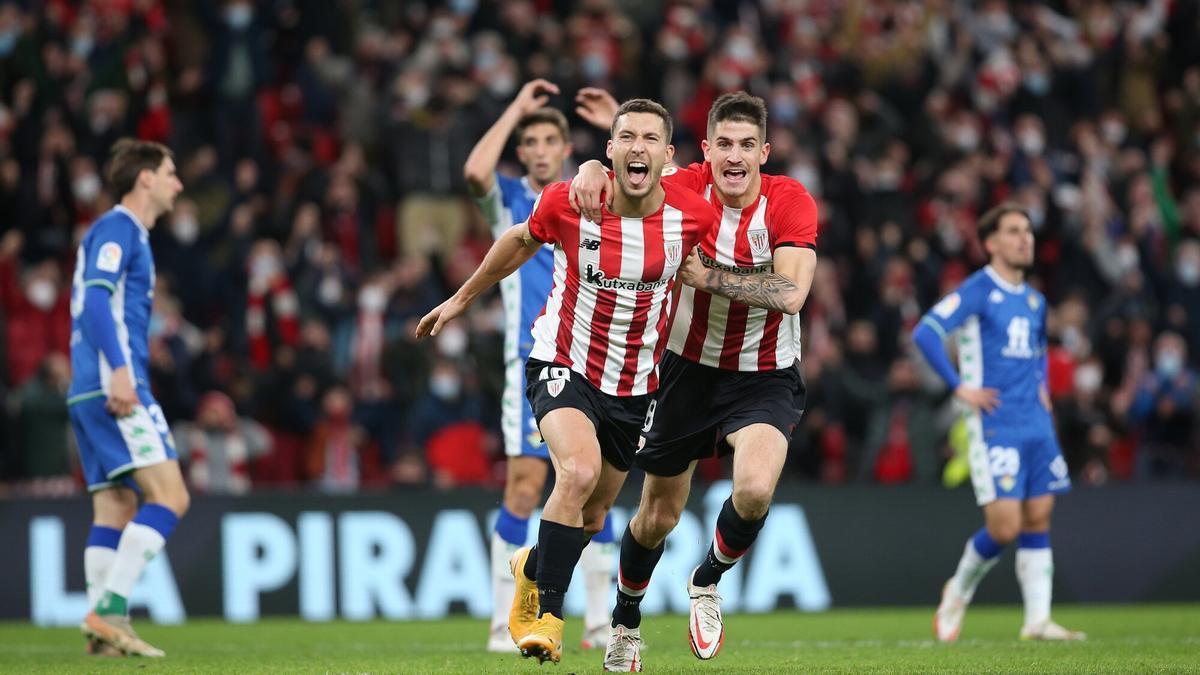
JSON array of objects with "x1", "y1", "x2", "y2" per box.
[{"x1": 2, "y1": 605, "x2": 1197, "y2": 673}]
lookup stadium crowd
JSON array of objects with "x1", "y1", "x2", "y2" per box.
[{"x1": 0, "y1": 0, "x2": 1198, "y2": 496}]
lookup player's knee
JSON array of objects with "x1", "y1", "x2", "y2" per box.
[
  {"x1": 556, "y1": 459, "x2": 600, "y2": 501},
  {"x1": 643, "y1": 501, "x2": 682, "y2": 540},
  {"x1": 156, "y1": 485, "x2": 190, "y2": 518},
  {"x1": 731, "y1": 482, "x2": 774, "y2": 520},
  {"x1": 505, "y1": 478, "x2": 543, "y2": 517},
  {"x1": 987, "y1": 519, "x2": 1020, "y2": 545}
]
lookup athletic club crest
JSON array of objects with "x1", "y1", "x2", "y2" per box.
[
  {"x1": 664, "y1": 239, "x2": 682, "y2": 267},
  {"x1": 547, "y1": 379, "x2": 565, "y2": 398},
  {"x1": 748, "y1": 227, "x2": 769, "y2": 257}
]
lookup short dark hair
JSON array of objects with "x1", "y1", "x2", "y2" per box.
[
  {"x1": 977, "y1": 202, "x2": 1030, "y2": 241},
  {"x1": 707, "y1": 91, "x2": 768, "y2": 140},
  {"x1": 610, "y1": 98, "x2": 673, "y2": 141},
  {"x1": 105, "y1": 138, "x2": 173, "y2": 199},
  {"x1": 516, "y1": 108, "x2": 570, "y2": 144}
]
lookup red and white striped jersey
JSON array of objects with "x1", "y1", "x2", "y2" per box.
[
  {"x1": 527, "y1": 181, "x2": 716, "y2": 396},
  {"x1": 665, "y1": 163, "x2": 819, "y2": 372}
]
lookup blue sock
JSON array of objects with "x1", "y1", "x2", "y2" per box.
[
  {"x1": 591, "y1": 512, "x2": 615, "y2": 544},
  {"x1": 971, "y1": 527, "x2": 1004, "y2": 560},
  {"x1": 87, "y1": 525, "x2": 122, "y2": 550},
  {"x1": 1017, "y1": 531, "x2": 1050, "y2": 549},
  {"x1": 133, "y1": 503, "x2": 179, "y2": 539},
  {"x1": 494, "y1": 505, "x2": 528, "y2": 546}
]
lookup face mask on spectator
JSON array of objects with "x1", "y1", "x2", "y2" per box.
[
  {"x1": 250, "y1": 255, "x2": 280, "y2": 282},
  {"x1": 1116, "y1": 244, "x2": 1139, "y2": 272},
  {"x1": 73, "y1": 173, "x2": 101, "y2": 202},
  {"x1": 1023, "y1": 72, "x2": 1050, "y2": 96},
  {"x1": 771, "y1": 93, "x2": 799, "y2": 126},
  {"x1": 581, "y1": 52, "x2": 609, "y2": 80},
  {"x1": 486, "y1": 73, "x2": 517, "y2": 98},
  {"x1": 436, "y1": 324, "x2": 468, "y2": 357},
  {"x1": 1062, "y1": 325, "x2": 1083, "y2": 354},
  {"x1": 1018, "y1": 130, "x2": 1045, "y2": 156},
  {"x1": 1156, "y1": 351, "x2": 1183, "y2": 379},
  {"x1": 71, "y1": 35, "x2": 94, "y2": 58},
  {"x1": 1102, "y1": 119, "x2": 1126, "y2": 146},
  {"x1": 1178, "y1": 260, "x2": 1200, "y2": 286},
  {"x1": 358, "y1": 286, "x2": 387, "y2": 313},
  {"x1": 27, "y1": 279, "x2": 57, "y2": 310},
  {"x1": 430, "y1": 373, "x2": 462, "y2": 401},
  {"x1": 1074, "y1": 364, "x2": 1102, "y2": 394},
  {"x1": 224, "y1": 4, "x2": 254, "y2": 30},
  {"x1": 318, "y1": 275, "x2": 342, "y2": 305},
  {"x1": 952, "y1": 126, "x2": 979, "y2": 152},
  {"x1": 172, "y1": 214, "x2": 199, "y2": 245}
]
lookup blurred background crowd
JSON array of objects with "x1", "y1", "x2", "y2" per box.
[{"x1": 0, "y1": 0, "x2": 1197, "y2": 497}]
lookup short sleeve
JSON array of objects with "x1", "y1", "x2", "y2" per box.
[
  {"x1": 767, "y1": 179, "x2": 819, "y2": 251},
  {"x1": 83, "y1": 217, "x2": 135, "y2": 293},
  {"x1": 661, "y1": 162, "x2": 710, "y2": 194},
  {"x1": 472, "y1": 173, "x2": 506, "y2": 230},
  {"x1": 919, "y1": 278, "x2": 987, "y2": 337},
  {"x1": 525, "y1": 182, "x2": 566, "y2": 245}
]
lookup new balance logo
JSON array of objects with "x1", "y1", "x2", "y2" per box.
[{"x1": 580, "y1": 239, "x2": 601, "y2": 251}]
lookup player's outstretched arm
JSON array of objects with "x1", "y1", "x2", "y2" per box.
[
  {"x1": 678, "y1": 246, "x2": 815, "y2": 315},
  {"x1": 463, "y1": 79, "x2": 560, "y2": 197},
  {"x1": 415, "y1": 223, "x2": 542, "y2": 339}
]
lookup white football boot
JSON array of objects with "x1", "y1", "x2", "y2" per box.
[
  {"x1": 934, "y1": 579, "x2": 967, "y2": 642},
  {"x1": 603, "y1": 624, "x2": 643, "y2": 672},
  {"x1": 1020, "y1": 620, "x2": 1087, "y2": 641},
  {"x1": 687, "y1": 568, "x2": 725, "y2": 659}
]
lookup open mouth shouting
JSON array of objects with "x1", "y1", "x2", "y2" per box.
[
  {"x1": 722, "y1": 165, "x2": 748, "y2": 188},
  {"x1": 626, "y1": 160, "x2": 650, "y2": 189}
]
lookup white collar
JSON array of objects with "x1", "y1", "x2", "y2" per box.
[
  {"x1": 985, "y1": 265, "x2": 1026, "y2": 294},
  {"x1": 114, "y1": 204, "x2": 150, "y2": 236}
]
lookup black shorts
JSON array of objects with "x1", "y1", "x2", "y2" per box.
[
  {"x1": 636, "y1": 350, "x2": 807, "y2": 477},
  {"x1": 525, "y1": 358, "x2": 650, "y2": 472}
]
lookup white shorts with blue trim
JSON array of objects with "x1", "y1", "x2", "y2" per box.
[
  {"x1": 502, "y1": 358, "x2": 549, "y2": 460},
  {"x1": 964, "y1": 411, "x2": 1071, "y2": 506},
  {"x1": 69, "y1": 388, "x2": 178, "y2": 492}
]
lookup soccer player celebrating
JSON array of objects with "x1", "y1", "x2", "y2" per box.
[
  {"x1": 69, "y1": 139, "x2": 190, "y2": 657},
  {"x1": 461, "y1": 79, "x2": 618, "y2": 653},
  {"x1": 570, "y1": 90, "x2": 817, "y2": 670},
  {"x1": 417, "y1": 99, "x2": 718, "y2": 665},
  {"x1": 911, "y1": 203, "x2": 1085, "y2": 642}
]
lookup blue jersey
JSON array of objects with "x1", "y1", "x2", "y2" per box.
[
  {"x1": 474, "y1": 173, "x2": 554, "y2": 362},
  {"x1": 919, "y1": 266, "x2": 1050, "y2": 428},
  {"x1": 68, "y1": 206, "x2": 156, "y2": 401}
]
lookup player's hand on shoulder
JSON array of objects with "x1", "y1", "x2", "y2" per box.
[
  {"x1": 678, "y1": 246, "x2": 710, "y2": 288},
  {"x1": 574, "y1": 87, "x2": 618, "y2": 130},
  {"x1": 105, "y1": 367, "x2": 138, "y2": 418},
  {"x1": 568, "y1": 160, "x2": 612, "y2": 223},
  {"x1": 511, "y1": 79, "x2": 559, "y2": 116},
  {"x1": 954, "y1": 384, "x2": 1000, "y2": 413},
  {"x1": 415, "y1": 296, "x2": 469, "y2": 340}
]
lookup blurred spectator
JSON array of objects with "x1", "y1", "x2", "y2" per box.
[
  {"x1": 0, "y1": 232, "x2": 70, "y2": 387},
  {"x1": 304, "y1": 385, "x2": 367, "y2": 493},
  {"x1": 1128, "y1": 332, "x2": 1199, "y2": 478},
  {"x1": 11, "y1": 353, "x2": 73, "y2": 492},
  {"x1": 174, "y1": 391, "x2": 271, "y2": 495}
]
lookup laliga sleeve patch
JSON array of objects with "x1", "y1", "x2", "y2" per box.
[
  {"x1": 96, "y1": 242, "x2": 123, "y2": 273},
  {"x1": 932, "y1": 292, "x2": 961, "y2": 319}
]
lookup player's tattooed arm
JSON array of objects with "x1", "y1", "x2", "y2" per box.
[{"x1": 679, "y1": 249, "x2": 807, "y2": 314}]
